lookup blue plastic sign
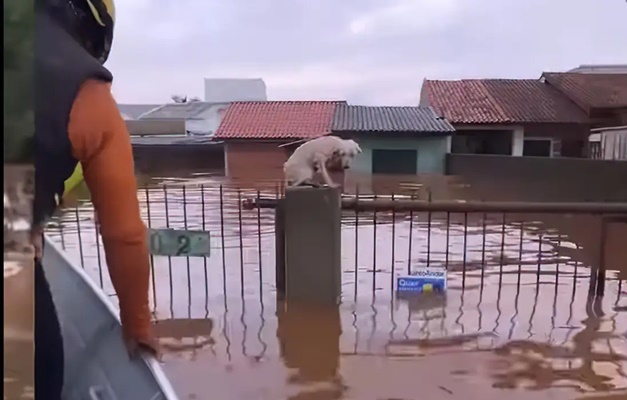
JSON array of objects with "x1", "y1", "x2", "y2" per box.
[{"x1": 397, "y1": 268, "x2": 447, "y2": 293}]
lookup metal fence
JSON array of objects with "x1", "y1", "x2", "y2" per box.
[{"x1": 45, "y1": 183, "x2": 627, "y2": 312}]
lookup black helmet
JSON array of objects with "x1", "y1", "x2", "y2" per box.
[{"x1": 37, "y1": 0, "x2": 115, "y2": 63}]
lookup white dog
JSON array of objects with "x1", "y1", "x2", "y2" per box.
[{"x1": 283, "y1": 136, "x2": 362, "y2": 188}]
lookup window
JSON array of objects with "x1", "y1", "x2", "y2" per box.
[
  {"x1": 523, "y1": 138, "x2": 553, "y2": 157},
  {"x1": 372, "y1": 149, "x2": 417, "y2": 175},
  {"x1": 452, "y1": 131, "x2": 512, "y2": 155}
]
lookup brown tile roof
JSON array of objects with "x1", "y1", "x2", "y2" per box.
[
  {"x1": 542, "y1": 72, "x2": 627, "y2": 110},
  {"x1": 214, "y1": 101, "x2": 343, "y2": 140},
  {"x1": 421, "y1": 79, "x2": 589, "y2": 124}
]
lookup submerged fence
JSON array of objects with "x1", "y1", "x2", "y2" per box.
[
  {"x1": 45, "y1": 183, "x2": 627, "y2": 311},
  {"x1": 43, "y1": 183, "x2": 627, "y2": 394}
]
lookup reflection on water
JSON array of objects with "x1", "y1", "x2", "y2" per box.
[
  {"x1": 44, "y1": 169, "x2": 627, "y2": 399},
  {"x1": 4, "y1": 166, "x2": 35, "y2": 400},
  {"x1": 4, "y1": 255, "x2": 34, "y2": 400}
]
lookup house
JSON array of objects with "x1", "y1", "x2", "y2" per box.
[
  {"x1": 331, "y1": 105, "x2": 454, "y2": 175},
  {"x1": 420, "y1": 79, "x2": 592, "y2": 157},
  {"x1": 139, "y1": 101, "x2": 230, "y2": 136},
  {"x1": 421, "y1": 72, "x2": 627, "y2": 159},
  {"x1": 540, "y1": 72, "x2": 627, "y2": 127},
  {"x1": 214, "y1": 101, "x2": 342, "y2": 180},
  {"x1": 542, "y1": 72, "x2": 627, "y2": 159}
]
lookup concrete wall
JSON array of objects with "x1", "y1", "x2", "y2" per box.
[
  {"x1": 351, "y1": 137, "x2": 450, "y2": 174},
  {"x1": 204, "y1": 78, "x2": 267, "y2": 103},
  {"x1": 126, "y1": 120, "x2": 186, "y2": 136},
  {"x1": 446, "y1": 153, "x2": 627, "y2": 201},
  {"x1": 224, "y1": 142, "x2": 288, "y2": 183},
  {"x1": 133, "y1": 145, "x2": 224, "y2": 176}
]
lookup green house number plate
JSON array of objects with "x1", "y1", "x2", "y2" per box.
[{"x1": 147, "y1": 228, "x2": 211, "y2": 257}]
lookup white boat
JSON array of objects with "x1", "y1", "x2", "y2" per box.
[{"x1": 42, "y1": 236, "x2": 179, "y2": 400}]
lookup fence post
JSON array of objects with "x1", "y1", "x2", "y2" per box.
[
  {"x1": 275, "y1": 201, "x2": 286, "y2": 299},
  {"x1": 283, "y1": 187, "x2": 342, "y2": 305}
]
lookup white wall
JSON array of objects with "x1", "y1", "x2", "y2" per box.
[
  {"x1": 591, "y1": 126, "x2": 627, "y2": 160},
  {"x1": 204, "y1": 78, "x2": 267, "y2": 103},
  {"x1": 511, "y1": 126, "x2": 524, "y2": 156}
]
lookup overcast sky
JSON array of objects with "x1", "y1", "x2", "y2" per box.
[{"x1": 107, "y1": 0, "x2": 627, "y2": 105}]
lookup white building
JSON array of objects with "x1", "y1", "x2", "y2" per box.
[
  {"x1": 138, "y1": 102, "x2": 230, "y2": 136},
  {"x1": 589, "y1": 126, "x2": 627, "y2": 160},
  {"x1": 203, "y1": 78, "x2": 267, "y2": 103},
  {"x1": 568, "y1": 64, "x2": 627, "y2": 74}
]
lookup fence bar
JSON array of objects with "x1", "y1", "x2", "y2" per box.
[
  {"x1": 257, "y1": 190, "x2": 263, "y2": 297},
  {"x1": 238, "y1": 190, "x2": 245, "y2": 297},
  {"x1": 182, "y1": 186, "x2": 191, "y2": 306},
  {"x1": 145, "y1": 187, "x2": 157, "y2": 309},
  {"x1": 499, "y1": 213, "x2": 506, "y2": 286},
  {"x1": 74, "y1": 207, "x2": 85, "y2": 269},
  {"x1": 163, "y1": 185, "x2": 173, "y2": 303},
  {"x1": 596, "y1": 218, "x2": 608, "y2": 297},
  {"x1": 219, "y1": 185, "x2": 227, "y2": 308},
  {"x1": 94, "y1": 212, "x2": 103, "y2": 288},
  {"x1": 354, "y1": 186, "x2": 359, "y2": 299},
  {"x1": 390, "y1": 193, "x2": 396, "y2": 291},
  {"x1": 275, "y1": 201, "x2": 286, "y2": 298},
  {"x1": 372, "y1": 194, "x2": 377, "y2": 293},
  {"x1": 201, "y1": 185, "x2": 208, "y2": 305},
  {"x1": 462, "y1": 212, "x2": 468, "y2": 289}
]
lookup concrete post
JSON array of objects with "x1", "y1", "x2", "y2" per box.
[{"x1": 283, "y1": 187, "x2": 342, "y2": 305}]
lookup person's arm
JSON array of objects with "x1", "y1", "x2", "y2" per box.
[{"x1": 67, "y1": 79, "x2": 157, "y2": 355}]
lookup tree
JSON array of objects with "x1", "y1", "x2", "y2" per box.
[{"x1": 4, "y1": 0, "x2": 34, "y2": 163}]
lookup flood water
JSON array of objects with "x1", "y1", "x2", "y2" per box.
[
  {"x1": 4, "y1": 255, "x2": 35, "y2": 400},
  {"x1": 4, "y1": 165, "x2": 35, "y2": 400},
  {"x1": 41, "y1": 165, "x2": 627, "y2": 400}
]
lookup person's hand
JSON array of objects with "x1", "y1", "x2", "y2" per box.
[
  {"x1": 123, "y1": 332, "x2": 161, "y2": 361},
  {"x1": 30, "y1": 226, "x2": 44, "y2": 260}
]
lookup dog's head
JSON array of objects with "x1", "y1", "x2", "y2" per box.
[{"x1": 332, "y1": 139, "x2": 362, "y2": 169}]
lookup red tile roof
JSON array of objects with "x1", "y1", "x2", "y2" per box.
[
  {"x1": 214, "y1": 101, "x2": 343, "y2": 140},
  {"x1": 421, "y1": 79, "x2": 589, "y2": 124},
  {"x1": 542, "y1": 72, "x2": 627, "y2": 111}
]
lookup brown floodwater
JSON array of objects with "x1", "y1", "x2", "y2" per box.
[
  {"x1": 4, "y1": 165, "x2": 35, "y2": 400},
  {"x1": 4, "y1": 254, "x2": 35, "y2": 400},
  {"x1": 41, "y1": 166, "x2": 627, "y2": 400}
]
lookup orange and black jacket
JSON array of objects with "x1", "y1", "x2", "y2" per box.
[{"x1": 34, "y1": 11, "x2": 153, "y2": 347}]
